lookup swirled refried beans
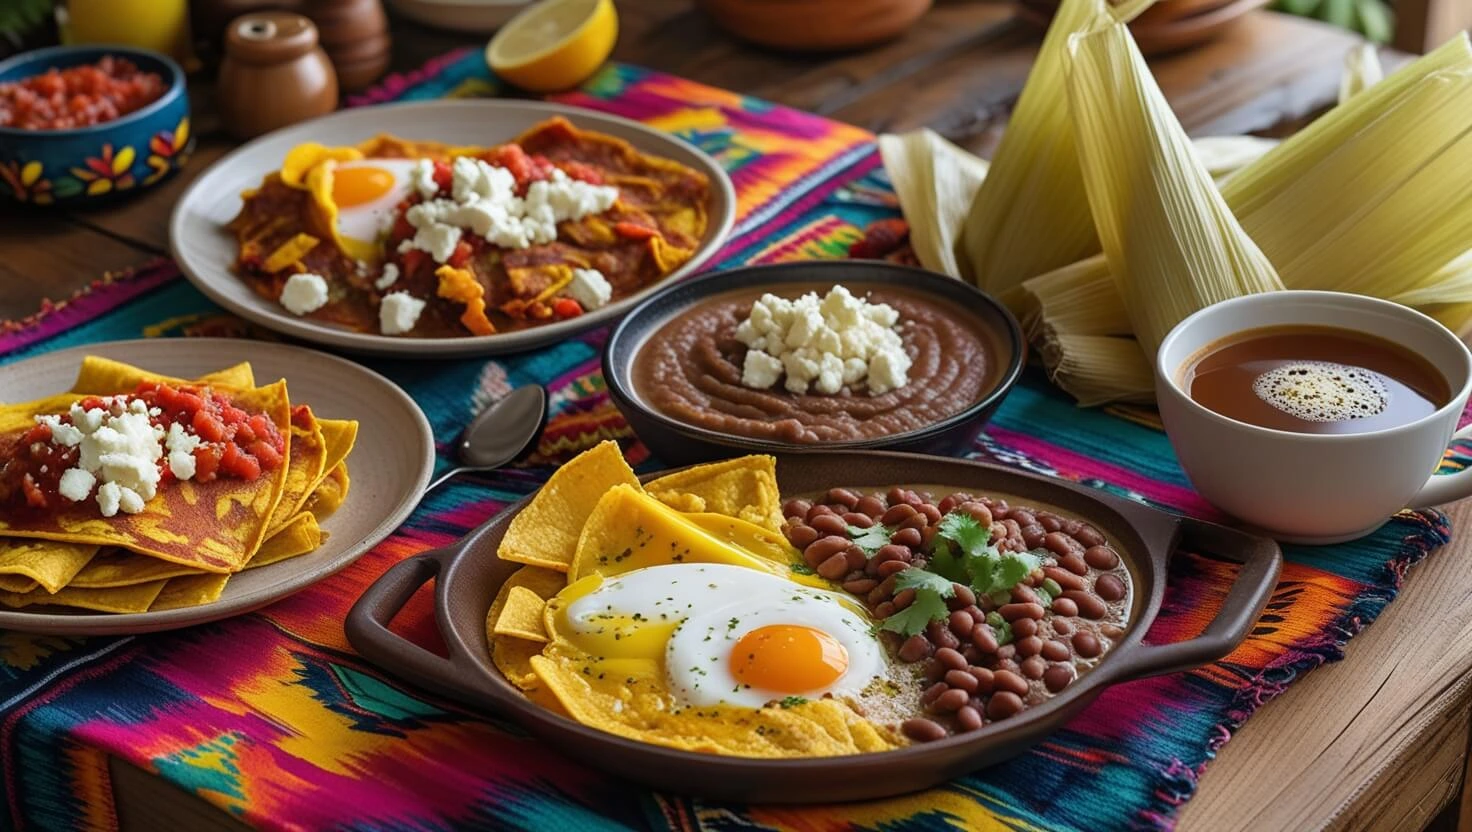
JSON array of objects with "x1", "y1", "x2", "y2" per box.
[{"x1": 631, "y1": 285, "x2": 1003, "y2": 442}]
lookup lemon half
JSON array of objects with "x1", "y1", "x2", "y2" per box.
[{"x1": 487, "y1": 0, "x2": 618, "y2": 93}]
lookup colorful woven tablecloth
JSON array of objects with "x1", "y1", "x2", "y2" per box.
[{"x1": 0, "y1": 51, "x2": 1461, "y2": 832}]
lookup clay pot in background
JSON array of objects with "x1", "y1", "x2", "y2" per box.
[
  {"x1": 303, "y1": 0, "x2": 391, "y2": 91},
  {"x1": 697, "y1": 0, "x2": 933, "y2": 52},
  {"x1": 218, "y1": 12, "x2": 339, "y2": 138}
]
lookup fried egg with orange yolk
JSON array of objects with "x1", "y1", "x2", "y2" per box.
[
  {"x1": 556, "y1": 563, "x2": 887, "y2": 708},
  {"x1": 279, "y1": 144, "x2": 423, "y2": 263}
]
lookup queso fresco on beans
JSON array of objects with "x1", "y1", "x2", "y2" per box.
[{"x1": 783, "y1": 485, "x2": 1132, "y2": 741}]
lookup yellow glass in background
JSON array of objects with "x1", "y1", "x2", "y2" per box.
[{"x1": 59, "y1": 0, "x2": 196, "y2": 67}]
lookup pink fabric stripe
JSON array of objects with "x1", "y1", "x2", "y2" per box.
[
  {"x1": 0, "y1": 260, "x2": 180, "y2": 357},
  {"x1": 987, "y1": 426, "x2": 1226, "y2": 520},
  {"x1": 345, "y1": 48, "x2": 474, "y2": 108}
]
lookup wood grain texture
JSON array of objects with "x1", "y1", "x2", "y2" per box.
[
  {"x1": 0, "y1": 211, "x2": 160, "y2": 316},
  {"x1": 1179, "y1": 499, "x2": 1472, "y2": 830}
]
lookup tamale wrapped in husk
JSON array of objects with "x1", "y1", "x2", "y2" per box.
[
  {"x1": 1066, "y1": 20, "x2": 1284, "y2": 357},
  {"x1": 1036, "y1": 35, "x2": 1472, "y2": 402},
  {"x1": 877, "y1": 130, "x2": 988, "y2": 278},
  {"x1": 957, "y1": 0, "x2": 1154, "y2": 298}
]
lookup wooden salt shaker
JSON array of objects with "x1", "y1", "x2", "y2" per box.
[
  {"x1": 302, "y1": 0, "x2": 391, "y2": 92},
  {"x1": 217, "y1": 12, "x2": 339, "y2": 139}
]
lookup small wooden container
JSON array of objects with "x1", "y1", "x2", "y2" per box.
[
  {"x1": 217, "y1": 11, "x2": 339, "y2": 139},
  {"x1": 304, "y1": 0, "x2": 392, "y2": 92}
]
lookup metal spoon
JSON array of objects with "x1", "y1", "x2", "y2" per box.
[{"x1": 424, "y1": 384, "x2": 548, "y2": 494}]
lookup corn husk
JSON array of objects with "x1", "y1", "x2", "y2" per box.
[
  {"x1": 957, "y1": 0, "x2": 1154, "y2": 297},
  {"x1": 1041, "y1": 335, "x2": 1158, "y2": 407},
  {"x1": 1066, "y1": 21, "x2": 1284, "y2": 357},
  {"x1": 882, "y1": 29, "x2": 1472, "y2": 405},
  {"x1": 1033, "y1": 35, "x2": 1472, "y2": 401},
  {"x1": 1340, "y1": 43, "x2": 1384, "y2": 103},
  {"x1": 877, "y1": 130, "x2": 988, "y2": 278}
]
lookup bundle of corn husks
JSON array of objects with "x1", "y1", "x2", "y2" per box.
[{"x1": 878, "y1": 0, "x2": 1472, "y2": 405}]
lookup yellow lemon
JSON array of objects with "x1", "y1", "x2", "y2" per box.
[{"x1": 486, "y1": 0, "x2": 618, "y2": 93}]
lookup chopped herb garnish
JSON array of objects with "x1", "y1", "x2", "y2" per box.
[
  {"x1": 779, "y1": 695, "x2": 808, "y2": 709},
  {"x1": 879, "y1": 569, "x2": 955, "y2": 637},
  {"x1": 847, "y1": 522, "x2": 895, "y2": 556},
  {"x1": 791, "y1": 562, "x2": 816, "y2": 575}
]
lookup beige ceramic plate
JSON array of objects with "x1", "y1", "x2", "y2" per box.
[
  {"x1": 169, "y1": 99, "x2": 737, "y2": 358},
  {"x1": 0, "y1": 339, "x2": 434, "y2": 635}
]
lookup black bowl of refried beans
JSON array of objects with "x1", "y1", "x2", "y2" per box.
[{"x1": 604, "y1": 261, "x2": 1025, "y2": 463}]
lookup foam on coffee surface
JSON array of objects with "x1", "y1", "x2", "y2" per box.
[{"x1": 1251, "y1": 361, "x2": 1389, "y2": 422}]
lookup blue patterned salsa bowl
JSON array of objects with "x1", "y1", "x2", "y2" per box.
[{"x1": 0, "y1": 45, "x2": 191, "y2": 206}]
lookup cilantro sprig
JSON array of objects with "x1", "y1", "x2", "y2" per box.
[
  {"x1": 876, "y1": 509, "x2": 1045, "y2": 638},
  {"x1": 846, "y1": 522, "x2": 893, "y2": 556},
  {"x1": 879, "y1": 569, "x2": 955, "y2": 637},
  {"x1": 930, "y1": 511, "x2": 1042, "y2": 597}
]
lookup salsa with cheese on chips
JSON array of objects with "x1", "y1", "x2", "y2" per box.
[{"x1": 0, "y1": 358, "x2": 357, "y2": 614}]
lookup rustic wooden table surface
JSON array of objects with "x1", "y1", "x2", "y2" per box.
[{"x1": 4, "y1": 3, "x2": 1470, "y2": 830}]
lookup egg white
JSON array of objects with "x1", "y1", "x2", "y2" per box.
[
  {"x1": 563, "y1": 563, "x2": 887, "y2": 709},
  {"x1": 329, "y1": 158, "x2": 422, "y2": 249}
]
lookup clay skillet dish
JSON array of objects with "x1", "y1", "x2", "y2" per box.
[
  {"x1": 346, "y1": 451, "x2": 1281, "y2": 803},
  {"x1": 602, "y1": 261, "x2": 1027, "y2": 465}
]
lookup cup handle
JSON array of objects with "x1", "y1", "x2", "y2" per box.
[{"x1": 1409, "y1": 425, "x2": 1472, "y2": 509}]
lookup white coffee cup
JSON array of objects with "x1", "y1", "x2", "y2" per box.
[{"x1": 1155, "y1": 290, "x2": 1472, "y2": 544}]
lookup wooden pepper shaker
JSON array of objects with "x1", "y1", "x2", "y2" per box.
[
  {"x1": 302, "y1": 0, "x2": 391, "y2": 92},
  {"x1": 217, "y1": 12, "x2": 339, "y2": 139}
]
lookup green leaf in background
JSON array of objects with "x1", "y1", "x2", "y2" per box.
[
  {"x1": 1320, "y1": 0, "x2": 1358, "y2": 30},
  {"x1": 1276, "y1": 0, "x2": 1323, "y2": 16},
  {"x1": 1272, "y1": 0, "x2": 1393, "y2": 42},
  {"x1": 0, "y1": 0, "x2": 54, "y2": 38},
  {"x1": 1356, "y1": 0, "x2": 1395, "y2": 44}
]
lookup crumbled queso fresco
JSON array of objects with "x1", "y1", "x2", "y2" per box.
[
  {"x1": 400, "y1": 156, "x2": 619, "y2": 262},
  {"x1": 280, "y1": 272, "x2": 330, "y2": 316},
  {"x1": 36, "y1": 398, "x2": 199, "y2": 518},
  {"x1": 735, "y1": 285, "x2": 912, "y2": 396}
]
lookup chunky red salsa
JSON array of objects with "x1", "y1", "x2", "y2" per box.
[
  {"x1": 0, "y1": 381, "x2": 285, "y2": 512},
  {"x1": 0, "y1": 56, "x2": 167, "y2": 130}
]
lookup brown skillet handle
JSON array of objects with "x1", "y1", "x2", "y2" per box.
[
  {"x1": 1104, "y1": 516, "x2": 1283, "y2": 681},
  {"x1": 345, "y1": 546, "x2": 486, "y2": 705}
]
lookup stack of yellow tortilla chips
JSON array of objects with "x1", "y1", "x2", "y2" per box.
[
  {"x1": 483, "y1": 443, "x2": 896, "y2": 757},
  {"x1": 0, "y1": 358, "x2": 357, "y2": 614}
]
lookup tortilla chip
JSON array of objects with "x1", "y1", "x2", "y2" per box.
[
  {"x1": 317, "y1": 419, "x2": 358, "y2": 474},
  {"x1": 245, "y1": 512, "x2": 322, "y2": 569},
  {"x1": 498, "y1": 440, "x2": 639, "y2": 572},
  {"x1": 66, "y1": 547, "x2": 201, "y2": 589},
  {"x1": 486, "y1": 565, "x2": 567, "y2": 690},
  {"x1": 492, "y1": 637, "x2": 546, "y2": 691},
  {"x1": 529, "y1": 654, "x2": 901, "y2": 758},
  {"x1": 0, "y1": 539, "x2": 97, "y2": 593},
  {"x1": 0, "y1": 576, "x2": 38, "y2": 593},
  {"x1": 0, "y1": 579, "x2": 166, "y2": 613},
  {"x1": 150, "y1": 573, "x2": 230, "y2": 610},
  {"x1": 0, "y1": 380, "x2": 294, "y2": 573},
  {"x1": 568, "y1": 485, "x2": 786, "y2": 582},
  {"x1": 308, "y1": 465, "x2": 350, "y2": 520},
  {"x1": 267, "y1": 409, "x2": 327, "y2": 534},
  {"x1": 493, "y1": 586, "x2": 550, "y2": 642},
  {"x1": 644, "y1": 456, "x2": 783, "y2": 532},
  {"x1": 69, "y1": 356, "x2": 255, "y2": 394}
]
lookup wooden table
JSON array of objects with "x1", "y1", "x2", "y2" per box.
[{"x1": 4, "y1": 3, "x2": 1470, "y2": 830}]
